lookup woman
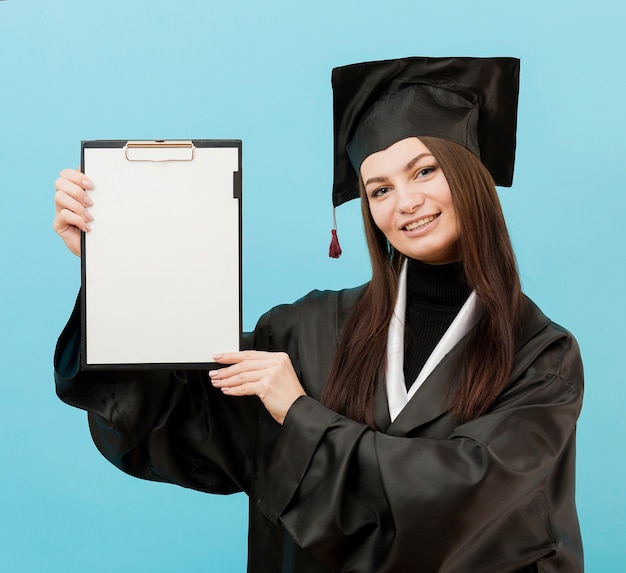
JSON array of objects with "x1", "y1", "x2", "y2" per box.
[{"x1": 53, "y1": 57, "x2": 584, "y2": 572}]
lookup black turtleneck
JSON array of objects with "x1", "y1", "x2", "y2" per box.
[{"x1": 403, "y1": 258, "x2": 471, "y2": 390}]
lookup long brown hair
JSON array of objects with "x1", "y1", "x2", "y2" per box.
[{"x1": 321, "y1": 137, "x2": 524, "y2": 427}]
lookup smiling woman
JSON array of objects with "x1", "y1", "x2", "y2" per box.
[
  {"x1": 53, "y1": 56, "x2": 584, "y2": 572},
  {"x1": 362, "y1": 138, "x2": 460, "y2": 264}
]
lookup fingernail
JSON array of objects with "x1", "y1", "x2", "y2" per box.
[
  {"x1": 85, "y1": 210, "x2": 93, "y2": 221},
  {"x1": 85, "y1": 222, "x2": 91, "y2": 232},
  {"x1": 82, "y1": 179, "x2": 93, "y2": 189},
  {"x1": 84, "y1": 196, "x2": 93, "y2": 207},
  {"x1": 208, "y1": 370, "x2": 217, "y2": 378},
  {"x1": 213, "y1": 353, "x2": 223, "y2": 360}
]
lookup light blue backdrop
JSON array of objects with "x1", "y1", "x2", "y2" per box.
[{"x1": 1, "y1": 0, "x2": 624, "y2": 571}]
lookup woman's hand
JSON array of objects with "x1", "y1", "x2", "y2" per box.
[
  {"x1": 209, "y1": 351, "x2": 306, "y2": 425},
  {"x1": 53, "y1": 169, "x2": 94, "y2": 256}
]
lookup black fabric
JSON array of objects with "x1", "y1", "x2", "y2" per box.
[
  {"x1": 54, "y1": 286, "x2": 583, "y2": 572},
  {"x1": 331, "y1": 57, "x2": 520, "y2": 206},
  {"x1": 403, "y1": 259, "x2": 471, "y2": 389}
]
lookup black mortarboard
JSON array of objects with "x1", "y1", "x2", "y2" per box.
[{"x1": 331, "y1": 57, "x2": 520, "y2": 207}]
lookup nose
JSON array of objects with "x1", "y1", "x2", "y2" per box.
[{"x1": 396, "y1": 185, "x2": 424, "y2": 213}]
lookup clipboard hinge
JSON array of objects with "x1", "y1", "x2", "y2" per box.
[{"x1": 125, "y1": 140, "x2": 195, "y2": 162}]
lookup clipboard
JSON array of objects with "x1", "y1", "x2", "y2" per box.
[{"x1": 80, "y1": 139, "x2": 242, "y2": 370}]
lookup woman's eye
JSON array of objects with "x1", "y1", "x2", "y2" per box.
[
  {"x1": 416, "y1": 167, "x2": 435, "y2": 178},
  {"x1": 372, "y1": 186, "x2": 390, "y2": 197}
]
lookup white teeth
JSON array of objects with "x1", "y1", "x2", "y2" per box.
[{"x1": 404, "y1": 215, "x2": 436, "y2": 231}]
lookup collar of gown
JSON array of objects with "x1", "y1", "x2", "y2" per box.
[{"x1": 386, "y1": 260, "x2": 483, "y2": 422}]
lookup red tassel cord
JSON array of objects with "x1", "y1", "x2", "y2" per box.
[
  {"x1": 329, "y1": 229, "x2": 342, "y2": 258},
  {"x1": 328, "y1": 208, "x2": 342, "y2": 258}
]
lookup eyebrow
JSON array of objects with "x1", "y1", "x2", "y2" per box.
[{"x1": 363, "y1": 153, "x2": 434, "y2": 188}]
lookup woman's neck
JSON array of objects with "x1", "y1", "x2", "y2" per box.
[{"x1": 405, "y1": 258, "x2": 471, "y2": 308}]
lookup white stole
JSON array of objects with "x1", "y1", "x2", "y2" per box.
[{"x1": 386, "y1": 261, "x2": 483, "y2": 422}]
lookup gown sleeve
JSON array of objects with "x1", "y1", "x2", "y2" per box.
[
  {"x1": 53, "y1": 285, "x2": 361, "y2": 499},
  {"x1": 257, "y1": 325, "x2": 584, "y2": 572},
  {"x1": 54, "y1": 294, "x2": 273, "y2": 495}
]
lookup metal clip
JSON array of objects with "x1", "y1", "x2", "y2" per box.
[{"x1": 124, "y1": 140, "x2": 195, "y2": 162}]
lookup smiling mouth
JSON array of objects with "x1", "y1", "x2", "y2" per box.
[{"x1": 403, "y1": 214, "x2": 440, "y2": 231}]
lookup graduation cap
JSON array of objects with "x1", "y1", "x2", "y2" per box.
[{"x1": 331, "y1": 56, "x2": 520, "y2": 211}]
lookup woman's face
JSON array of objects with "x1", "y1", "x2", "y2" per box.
[{"x1": 361, "y1": 137, "x2": 460, "y2": 264}]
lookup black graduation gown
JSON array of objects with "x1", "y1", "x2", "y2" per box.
[{"x1": 54, "y1": 285, "x2": 584, "y2": 572}]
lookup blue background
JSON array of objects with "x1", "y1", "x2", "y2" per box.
[{"x1": 1, "y1": 0, "x2": 624, "y2": 570}]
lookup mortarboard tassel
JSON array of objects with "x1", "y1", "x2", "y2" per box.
[{"x1": 328, "y1": 208, "x2": 342, "y2": 258}]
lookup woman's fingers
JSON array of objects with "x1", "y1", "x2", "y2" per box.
[
  {"x1": 209, "y1": 352, "x2": 289, "y2": 386},
  {"x1": 213, "y1": 351, "x2": 262, "y2": 364},
  {"x1": 55, "y1": 171, "x2": 93, "y2": 209},
  {"x1": 58, "y1": 168, "x2": 93, "y2": 192},
  {"x1": 53, "y1": 169, "x2": 94, "y2": 257},
  {"x1": 54, "y1": 204, "x2": 91, "y2": 234},
  {"x1": 54, "y1": 189, "x2": 92, "y2": 225},
  {"x1": 208, "y1": 351, "x2": 306, "y2": 425},
  {"x1": 209, "y1": 358, "x2": 267, "y2": 388}
]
